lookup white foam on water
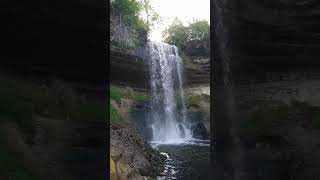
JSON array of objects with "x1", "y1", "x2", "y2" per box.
[
  {"x1": 157, "y1": 151, "x2": 180, "y2": 180},
  {"x1": 152, "y1": 136, "x2": 209, "y2": 144}
]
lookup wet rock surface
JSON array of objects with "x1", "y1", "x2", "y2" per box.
[
  {"x1": 191, "y1": 122, "x2": 208, "y2": 140},
  {"x1": 186, "y1": 91, "x2": 210, "y2": 136},
  {"x1": 110, "y1": 124, "x2": 165, "y2": 180},
  {"x1": 131, "y1": 100, "x2": 210, "y2": 141}
]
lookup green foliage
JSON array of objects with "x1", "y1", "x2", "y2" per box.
[
  {"x1": 132, "y1": 18, "x2": 148, "y2": 47},
  {"x1": 110, "y1": 86, "x2": 149, "y2": 103},
  {"x1": 0, "y1": 137, "x2": 36, "y2": 180},
  {"x1": 187, "y1": 20, "x2": 210, "y2": 41},
  {"x1": 141, "y1": 0, "x2": 160, "y2": 27},
  {"x1": 112, "y1": 0, "x2": 143, "y2": 25},
  {"x1": 110, "y1": 103, "x2": 126, "y2": 126},
  {"x1": 134, "y1": 93, "x2": 149, "y2": 101},
  {"x1": 162, "y1": 18, "x2": 210, "y2": 50},
  {"x1": 162, "y1": 18, "x2": 188, "y2": 49},
  {"x1": 109, "y1": 86, "x2": 149, "y2": 127},
  {"x1": 187, "y1": 94, "x2": 203, "y2": 104},
  {"x1": 110, "y1": 86, "x2": 123, "y2": 103},
  {"x1": 111, "y1": 0, "x2": 159, "y2": 48}
]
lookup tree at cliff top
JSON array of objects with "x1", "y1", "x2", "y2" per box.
[
  {"x1": 162, "y1": 18, "x2": 210, "y2": 56},
  {"x1": 111, "y1": 0, "x2": 159, "y2": 49}
]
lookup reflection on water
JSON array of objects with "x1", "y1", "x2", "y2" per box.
[{"x1": 153, "y1": 140, "x2": 210, "y2": 180}]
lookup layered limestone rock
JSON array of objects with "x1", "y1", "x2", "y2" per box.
[
  {"x1": 212, "y1": 0, "x2": 320, "y2": 179},
  {"x1": 110, "y1": 49, "x2": 210, "y2": 89}
]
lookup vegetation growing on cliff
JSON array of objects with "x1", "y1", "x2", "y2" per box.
[
  {"x1": 162, "y1": 18, "x2": 209, "y2": 53},
  {"x1": 109, "y1": 85, "x2": 149, "y2": 126},
  {"x1": 110, "y1": 86, "x2": 149, "y2": 103},
  {"x1": 110, "y1": 0, "x2": 159, "y2": 49},
  {"x1": 110, "y1": 104, "x2": 125, "y2": 126}
]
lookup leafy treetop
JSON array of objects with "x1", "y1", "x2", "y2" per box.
[{"x1": 162, "y1": 18, "x2": 210, "y2": 52}]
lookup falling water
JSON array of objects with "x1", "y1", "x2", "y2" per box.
[{"x1": 145, "y1": 41, "x2": 192, "y2": 143}]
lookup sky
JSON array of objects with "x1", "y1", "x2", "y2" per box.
[{"x1": 142, "y1": 0, "x2": 210, "y2": 41}]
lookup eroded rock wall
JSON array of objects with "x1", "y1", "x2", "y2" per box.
[
  {"x1": 110, "y1": 50, "x2": 210, "y2": 89},
  {"x1": 110, "y1": 98, "x2": 165, "y2": 180},
  {"x1": 212, "y1": 0, "x2": 320, "y2": 179}
]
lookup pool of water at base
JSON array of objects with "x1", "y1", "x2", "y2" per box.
[{"x1": 152, "y1": 140, "x2": 210, "y2": 180}]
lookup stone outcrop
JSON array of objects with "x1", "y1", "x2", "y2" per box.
[
  {"x1": 110, "y1": 98, "x2": 165, "y2": 180},
  {"x1": 183, "y1": 39, "x2": 210, "y2": 57},
  {"x1": 110, "y1": 125, "x2": 165, "y2": 180},
  {"x1": 186, "y1": 87, "x2": 211, "y2": 136}
]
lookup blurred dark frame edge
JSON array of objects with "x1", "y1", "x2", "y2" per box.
[
  {"x1": 210, "y1": 0, "x2": 214, "y2": 172},
  {"x1": 107, "y1": 0, "x2": 111, "y2": 179}
]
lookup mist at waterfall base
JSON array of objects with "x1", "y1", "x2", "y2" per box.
[{"x1": 132, "y1": 41, "x2": 210, "y2": 179}]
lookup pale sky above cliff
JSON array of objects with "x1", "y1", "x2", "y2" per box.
[{"x1": 142, "y1": 0, "x2": 210, "y2": 41}]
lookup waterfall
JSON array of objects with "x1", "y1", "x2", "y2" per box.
[{"x1": 145, "y1": 41, "x2": 192, "y2": 143}]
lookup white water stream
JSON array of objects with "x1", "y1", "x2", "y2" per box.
[{"x1": 145, "y1": 41, "x2": 192, "y2": 144}]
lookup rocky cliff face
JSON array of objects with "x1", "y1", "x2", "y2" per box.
[
  {"x1": 212, "y1": 0, "x2": 320, "y2": 179},
  {"x1": 0, "y1": 71, "x2": 107, "y2": 180},
  {"x1": 235, "y1": 0, "x2": 320, "y2": 66},
  {"x1": 110, "y1": 48, "x2": 210, "y2": 89},
  {"x1": 0, "y1": 116, "x2": 107, "y2": 180},
  {"x1": 110, "y1": 45, "x2": 211, "y2": 144},
  {"x1": 213, "y1": 0, "x2": 320, "y2": 82},
  {"x1": 110, "y1": 98, "x2": 165, "y2": 180},
  {"x1": 185, "y1": 87, "x2": 211, "y2": 137},
  {"x1": 110, "y1": 125, "x2": 165, "y2": 180}
]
